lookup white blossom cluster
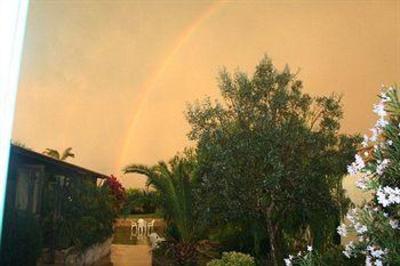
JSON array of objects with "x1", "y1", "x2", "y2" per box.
[
  {"x1": 376, "y1": 186, "x2": 400, "y2": 207},
  {"x1": 347, "y1": 154, "x2": 366, "y2": 176},
  {"x1": 284, "y1": 87, "x2": 400, "y2": 266},
  {"x1": 360, "y1": 88, "x2": 392, "y2": 148},
  {"x1": 364, "y1": 246, "x2": 388, "y2": 266},
  {"x1": 338, "y1": 87, "x2": 399, "y2": 266},
  {"x1": 284, "y1": 246, "x2": 313, "y2": 266}
]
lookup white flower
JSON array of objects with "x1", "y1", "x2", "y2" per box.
[
  {"x1": 356, "y1": 174, "x2": 370, "y2": 190},
  {"x1": 354, "y1": 223, "x2": 368, "y2": 234},
  {"x1": 347, "y1": 164, "x2": 358, "y2": 176},
  {"x1": 365, "y1": 255, "x2": 372, "y2": 266},
  {"x1": 387, "y1": 140, "x2": 393, "y2": 146},
  {"x1": 362, "y1": 135, "x2": 369, "y2": 147},
  {"x1": 284, "y1": 258, "x2": 292, "y2": 266},
  {"x1": 346, "y1": 212, "x2": 356, "y2": 224},
  {"x1": 375, "y1": 259, "x2": 383, "y2": 266},
  {"x1": 370, "y1": 247, "x2": 385, "y2": 258},
  {"x1": 337, "y1": 224, "x2": 347, "y2": 236},
  {"x1": 376, "y1": 159, "x2": 390, "y2": 175},
  {"x1": 389, "y1": 219, "x2": 399, "y2": 229},
  {"x1": 347, "y1": 154, "x2": 366, "y2": 175},
  {"x1": 307, "y1": 245, "x2": 313, "y2": 252},
  {"x1": 376, "y1": 117, "x2": 389, "y2": 128},
  {"x1": 343, "y1": 241, "x2": 354, "y2": 258},
  {"x1": 370, "y1": 127, "x2": 380, "y2": 142},
  {"x1": 377, "y1": 186, "x2": 400, "y2": 207},
  {"x1": 373, "y1": 103, "x2": 387, "y2": 117}
]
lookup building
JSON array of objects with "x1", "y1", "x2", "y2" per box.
[
  {"x1": 4, "y1": 144, "x2": 108, "y2": 217},
  {"x1": 0, "y1": 144, "x2": 110, "y2": 264}
]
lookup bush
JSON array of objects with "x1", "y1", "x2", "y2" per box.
[
  {"x1": 61, "y1": 181, "x2": 117, "y2": 249},
  {"x1": 102, "y1": 175, "x2": 126, "y2": 213},
  {"x1": 42, "y1": 179, "x2": 117, "y2": 251},
  {"x1": 207, "y1": 252, "x2": 256, "y2": 266},
  {"x1": 122, "y1": 188, "x2": 160, "y2": 215}
]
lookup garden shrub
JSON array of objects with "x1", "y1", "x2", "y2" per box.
[
  {"x1": 102, "y1": 174, "x2": 126, "y2": 214},
  {"x1": 337, "y1": 87, "x2": 400, "y2": 264},
  {"x1": 207, "y1": 252, "x2": 256, "y2": 266},
  {"x1": 61, "y1": 181, "x2": 117, "y2": 249},
  {"x1": 41, "y1": 179, "x2": 118, "y2": 251},
  {"x1": 122, "y1": 188, "x2": 160, "y2": 215},
  {"x1": 284, "y1": 87, "x2": 400, "y2": 266}
]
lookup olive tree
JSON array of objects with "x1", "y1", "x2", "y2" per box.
[{"x1": 186, "y1": 55, "x2": 360, "y2": 265}]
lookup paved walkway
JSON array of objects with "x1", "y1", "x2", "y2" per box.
[
  {"x1": 96, "y1": 244, "x2": 152, "y2": 266},
  {"x1": 110, "y1": 244, "x2": 152, "y2": 266}
]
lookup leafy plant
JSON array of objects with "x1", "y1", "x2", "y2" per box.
[
  {"x1": 102, "y1": 174, "x2": 126, "y2": 213},
  {"x1": 337, "y1": 86, "x2": 400, "y2": 265},
  {"x1": 124, "y1": 151, "x2": 203, "y2": 265},
  {"x1": 207, "y1": 252, "x2": 256, "y2": 266},
  {"x1": 41, "y1": 178, "x2": 117, "y2": 251}
]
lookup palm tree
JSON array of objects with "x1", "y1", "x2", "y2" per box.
[
  {"x1": 42, "y1": 147, "x2": 75, "y2": 161},
  {"x1": 124, "y1": 154, "x2": 200, "y2": 265}
]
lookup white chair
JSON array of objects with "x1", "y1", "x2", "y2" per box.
[
  {"x1": 137, "y1": 218, "x2": 146, "y2": 235},
  {"x1": 147, "y1": 219, "x2": 155, "y2": 234},
  {"x1": 130, "y1": 220, "x2": 137, "y2": 235}
]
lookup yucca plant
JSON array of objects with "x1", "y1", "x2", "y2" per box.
[{"x1": 124, "y1": 152, "x2": 202, "y2": 265}]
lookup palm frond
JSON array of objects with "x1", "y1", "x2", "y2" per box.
[
  {"x1": 61, "y1": 147, "x2": 75, "y2": 161},
  {"x1": 42, "y1": 148, "x2": 60, "y2": 160},
  {"x1": 124, "y1": 157, "x2": 198, "y2": 243}
]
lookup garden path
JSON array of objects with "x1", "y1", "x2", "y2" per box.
[{"x1": 109, "y1": 244, "x2": 151, "y2": 266}]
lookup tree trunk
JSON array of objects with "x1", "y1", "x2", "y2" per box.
[
  {"x1": 266, "y1": 203, "x2": 279, "y2": 266},
  {"x1": 266, "y1": 219, "x2": 279, "y2": 266}
]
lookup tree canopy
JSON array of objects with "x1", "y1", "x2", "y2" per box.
[{"x1": 186, "y1": 55, "x2": 360, "y2": 264}]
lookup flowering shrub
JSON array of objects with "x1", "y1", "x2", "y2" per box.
[
  {"x1": 207, "y1": 252, "x2": 256, "y2": 266},
  {"x1": 336, "y1": 86, "x2": 400, "y2": 265},
  {"x1": 103, "y1": 174, "x2": 126, "y2": 212}
]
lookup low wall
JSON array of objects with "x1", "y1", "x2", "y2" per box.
[{"x1": 64, "y1": 236, "x2": 113, "y2": 266}]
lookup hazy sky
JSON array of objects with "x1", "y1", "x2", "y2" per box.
[{"x1": 13, "y1": 0, "x2": 399, "y2": 188}]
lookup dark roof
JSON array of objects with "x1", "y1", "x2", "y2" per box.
[{"x1": 10, "y1": 144, "x2": 108, "y2": 179}]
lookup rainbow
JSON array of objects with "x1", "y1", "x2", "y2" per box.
[{"x1": 115, "y1": 1, "x2": 225, "y2": 173}]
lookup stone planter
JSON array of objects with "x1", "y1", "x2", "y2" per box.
[{"x1": 63, "y1": 236, "x2": 113, "y2": 266}]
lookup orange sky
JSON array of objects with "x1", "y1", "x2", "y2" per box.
[{"x1": 12, "y1": 0, "x2": 399, "y2": 188}]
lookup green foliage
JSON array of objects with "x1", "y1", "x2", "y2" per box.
[
  {"x1": 208, "y1": 222, "x2": 267, "y2": 259},
  {"x1": 285, "y1": 246, "x2": 363, "y2": 266},
  {"x1": 0, "y1": 210, "x2": 43, "y2": 266},
  {"x1": 186, "y1": 55, "x2": 360, "y2": 264},
  {"x1": 124, "y1": 151, "x2": 199, "y2": 242},
  {"x1": 124, "y1": 150, "x2": 203, "y2": 265},
  {"x1": 337, "y1": 87, "x2": 400, "y2": 265},
  {"x1": 207, "y1": 252, "x2": 256, "y2": 266},
  {"x1": 42, "y1": 179, "x2": 117, "y2": 250},
  {"x1": 122, "y1": 188, "x2": 160, "y2": 215}
]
